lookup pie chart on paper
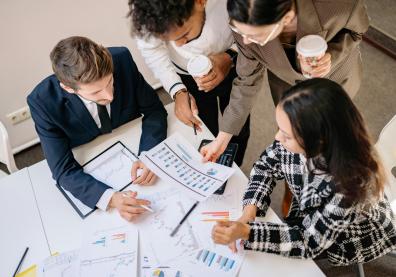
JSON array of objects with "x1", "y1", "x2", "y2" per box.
[{"x1": 152, "y1": 269, "x2": 165, "y2": 277}]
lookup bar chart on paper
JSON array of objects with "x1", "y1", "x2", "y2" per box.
[
  {"x1": 178, "y1": 247, "x2": 244, "y2": 277},
  {"x1": 196, "y1": 249, "x2": 236, "y2": 272},
  {"x1": 140, "y1": 133, "x2": 235, "y2": 201},
  {"x1": 79, "y1": 226, "x2": 138, "y2": 277}
]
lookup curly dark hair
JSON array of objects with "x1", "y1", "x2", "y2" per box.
[{"x1": 128, "y1": 0, "x2": 195, "y2": 37}]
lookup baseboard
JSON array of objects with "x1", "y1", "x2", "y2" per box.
[
  {"x1": 363, "y1": 26, "x2": 396, "y2": 60},
  {"x1": 12, "y1": 137, "x2": 40, "y2": 154}
]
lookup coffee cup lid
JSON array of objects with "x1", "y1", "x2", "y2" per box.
[
  {"x1": 296, "y1": 35, "x2": 328, "y2": 57},
  {"x1": 187, "y1": 55, "x2": 212, "y2": 77}
]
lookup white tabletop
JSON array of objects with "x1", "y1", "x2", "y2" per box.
[
  {"x1": 27, "y1": 103, "x2": 324, "y2": 276},
  {"x1": 0, "y1": 168, "x2": 50, "y2": 276}
]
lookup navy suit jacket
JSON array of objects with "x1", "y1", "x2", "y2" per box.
[{"x1": 27, "y1": 47, "x2": 167, "y2": 209}]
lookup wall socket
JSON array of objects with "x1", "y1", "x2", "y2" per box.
[{"x1": 6, "y1": 106, "x2": 31, "y2": 125}]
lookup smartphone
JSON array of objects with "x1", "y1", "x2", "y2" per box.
[{"x1": 198, "y1": 139, "x2": 238, "y2": 194}]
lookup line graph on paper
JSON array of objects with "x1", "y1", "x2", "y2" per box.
[
  {"x1": 79, "y1": 226, "x2": 138, "y2": 277},
  {"x1": 80, "y1": 252, "x2": 137, "y2": 276},
  {"x1": 139, "y1": 194, "x2": 200, "y2": 265},
  {"x1": 38, "y1": 250, "x2": 79, "y2": 277},
  {"x1": 83, "y1": 144, "x2": 138, "y2": 191}
]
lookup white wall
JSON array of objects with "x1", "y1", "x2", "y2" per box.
[{"x1": 0, "y1": 0, "x2": 159, "y2": 152}]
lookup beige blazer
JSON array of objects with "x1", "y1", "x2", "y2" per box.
[{"x1": 220, "y1": 0, "x2": 369, "y2": 135}]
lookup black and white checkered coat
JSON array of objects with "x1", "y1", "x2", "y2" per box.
[{"x1": 243, "y1": 141, "x2": 396, "y2": 265}]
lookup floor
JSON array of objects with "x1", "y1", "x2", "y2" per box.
[{"x1": 1, "y1": 1, "x2": 395, "y2": 276}]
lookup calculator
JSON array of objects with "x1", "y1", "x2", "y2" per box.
[{"x1": 198, "y1": 139, "x2": 238, "y2": 194}]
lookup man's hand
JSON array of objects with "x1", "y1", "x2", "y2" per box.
[
  {"x1": 298, "y1": 52, "x2": 332, "y2": 78},
  {"x1": 195, "y1": 52, "x2": 233, "y2": 92},
  {"x1": 200, "y1": 131, "x2": 233, "y2": 162},
  {"x1": 212, "y1": 221, "x2": 250, "y2": 251},
  {"x1": 109, "y1": 191, "x2": 151, "y2": 222},
  {"x1": 174, "y1": 90, "x2": 202, "y2": 131},
  {"x1": 131, "y1": 160, "x2": 157, "y2": 185}
]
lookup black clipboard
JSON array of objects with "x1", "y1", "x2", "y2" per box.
[{"x1": 56, "y1": 141, "x2": 138, "y2": 219}]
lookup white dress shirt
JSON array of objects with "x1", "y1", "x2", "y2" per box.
[
  {"x1": 136, "y1": 0, "x2": 233, "y2": 98},
  {"x1": 78, "y1": 96, "x2": 115, "y2": 211}
]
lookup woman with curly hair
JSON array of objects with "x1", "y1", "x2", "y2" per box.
[
  {"x1": 128, "y1": 0, "x2": 250, "y2": 166},
  {"x1": 212, "y1": 78, "x2": 396, "y2": 266}
]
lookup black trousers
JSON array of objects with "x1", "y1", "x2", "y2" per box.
[{"x1": 178, "y1": 66, "x2": 250, "y2": 166}]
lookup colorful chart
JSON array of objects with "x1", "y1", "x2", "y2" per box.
[
  {"x1": 152, "y1": 269, "x2": 165, "y2": 277},
  {"x1": 80, "y1": 227, "x2": 138, "y2": 277},
  {"x1": 112, "y1": 233, "x2": 126, "y2": 243},
  {"x1": 140, "y1": 133, "x2": 235, "y2": 201},
  {"x1": 200, "y1": 211, "x2": 230, "y2": 222},
  {"x1": 195, "y1": 249, "x2": 236, "y2": 272},
  {"x1": 150, "y1": 143, "x2": 220, "y2": 194},
  {"x1": 92, "y1": 237, "x2": 106, "y2": 247}
]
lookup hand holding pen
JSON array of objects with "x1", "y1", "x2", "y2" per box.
[
  {"x1": 174, "y1": 89, "x2": 202, "y2": 132},
  {"x1": 109, "y1": 191, "x2": 153, "y2": 222},
  {"x1": 187, "y1": 92, "x2": 198, "y2": 135}
]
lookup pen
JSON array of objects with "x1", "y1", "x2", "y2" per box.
[
  {"x1": 140, "y1": 204, "x2": 154, "y2": 213},
  {"x1": 122, "y1": 192, "x2": 154, "y2": 213},
  {"x1": 170, "y1": 201, "x2": 199, "y2": 237},
  {"x1": 13, "y1": 247, "x2": 29, "y2": 277},
  {"x1": 187, "y1": 92, "x2": 197, "y2": 136}
]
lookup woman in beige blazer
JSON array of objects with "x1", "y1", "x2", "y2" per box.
[{"x1": 201, "y1": 0, "x2": 369, "y2": 163}]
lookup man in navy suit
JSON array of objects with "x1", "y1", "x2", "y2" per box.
[{"x1": 27, "y1": 36, "x2": 167, "y2": 221}]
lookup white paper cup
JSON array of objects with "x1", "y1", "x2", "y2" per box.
[
  {"x1": 296, "y1": 35, "x2": 328, "y2": 78},
  {"x1": 187, "y1": 55, "x2": 213, "y2": 78}
]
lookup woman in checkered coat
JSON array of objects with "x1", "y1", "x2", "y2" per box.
[{"x1": 212, "y1": 78, "x2": 396, "y2": 265}]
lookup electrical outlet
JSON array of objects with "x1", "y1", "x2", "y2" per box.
[{"x1": 6, "y1": 106, "x2": 31, "y2": 125}]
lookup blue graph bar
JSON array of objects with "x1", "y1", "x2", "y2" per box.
[
  {"x1": 201, "y1": 249, "x2": 209, "y2": 262},
  {"x1": 196, "y1": 250, "x2": 203, "y2": 260},
  {"x1": 220, "y1": 257, "x2": 228, "y2": 269},
  {"x1": 206, "y1": 252, "x2": 215, "y2": 267},
  {"x1": 225, "y1": 259, "x2": 235, "y2": 271}
]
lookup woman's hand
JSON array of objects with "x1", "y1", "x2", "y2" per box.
[
  {"x1": 212, "y1": 221, "x2": 251, "y2": 250},
  {"x1": 200, "y1": 131, "x2": 233, "y2": 162},
  {"x1": 195, "y1": 52, "x2": 233, "y2": 92},
  {"x1": 226, "y1": 205, "x2": 257, "y2": 252},
  {"x1": 298, "y1": 52, "x2": 332, "y2": 78},
  {"x1": 239, "y1": 205, "x2": 257, "y2": 223}
]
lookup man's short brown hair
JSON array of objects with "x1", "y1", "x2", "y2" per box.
[{"x1": 50, "y1": 36, "x2": 113, "y2": 91}]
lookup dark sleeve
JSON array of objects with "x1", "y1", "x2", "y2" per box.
[
  {"x1": 27, "y1": 96, "x2": 111, "y2": 209},
  {"x1": 126, "y1": 52, "x2": 168, "y2": 154},
  {"x1": 243, "y1": 141, "x2": 285, "y2": 216},
  {"x1": 327, "y1": 0, "x2": 369, "y2": 69}
]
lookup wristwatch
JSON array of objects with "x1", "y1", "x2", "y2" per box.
[{"x1": 173, "y1": 88, "x2": 188, "y2": 101}]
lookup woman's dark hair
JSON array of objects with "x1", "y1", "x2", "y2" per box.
[
  {"x1": 227, "y1": 0, "x2": 293, "y2": 25},
  {"x1": 279, "y1": 78, "x2": 385, "y2": 204},
  {"x1": 128, "y1": 0, "x2": 195, "y2": 37}
]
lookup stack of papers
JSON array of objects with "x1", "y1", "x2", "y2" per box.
[{"x1": 35, "y1": 132, "x2": 243, "y2": 276}]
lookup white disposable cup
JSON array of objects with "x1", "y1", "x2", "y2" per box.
[
  {"x1": 187, "y1": 55, "x2": 213, "y2": 78},
  {"x1": 296, "y1": 35, "x2": 328, "y2": 78}
]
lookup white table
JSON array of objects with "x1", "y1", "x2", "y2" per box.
[
  {"x1": 0, "y1": 168, "x2": 50, "y2": 276},
  {"x1": 27, "y1": 103, "x2": 324, "y2": 276}
]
